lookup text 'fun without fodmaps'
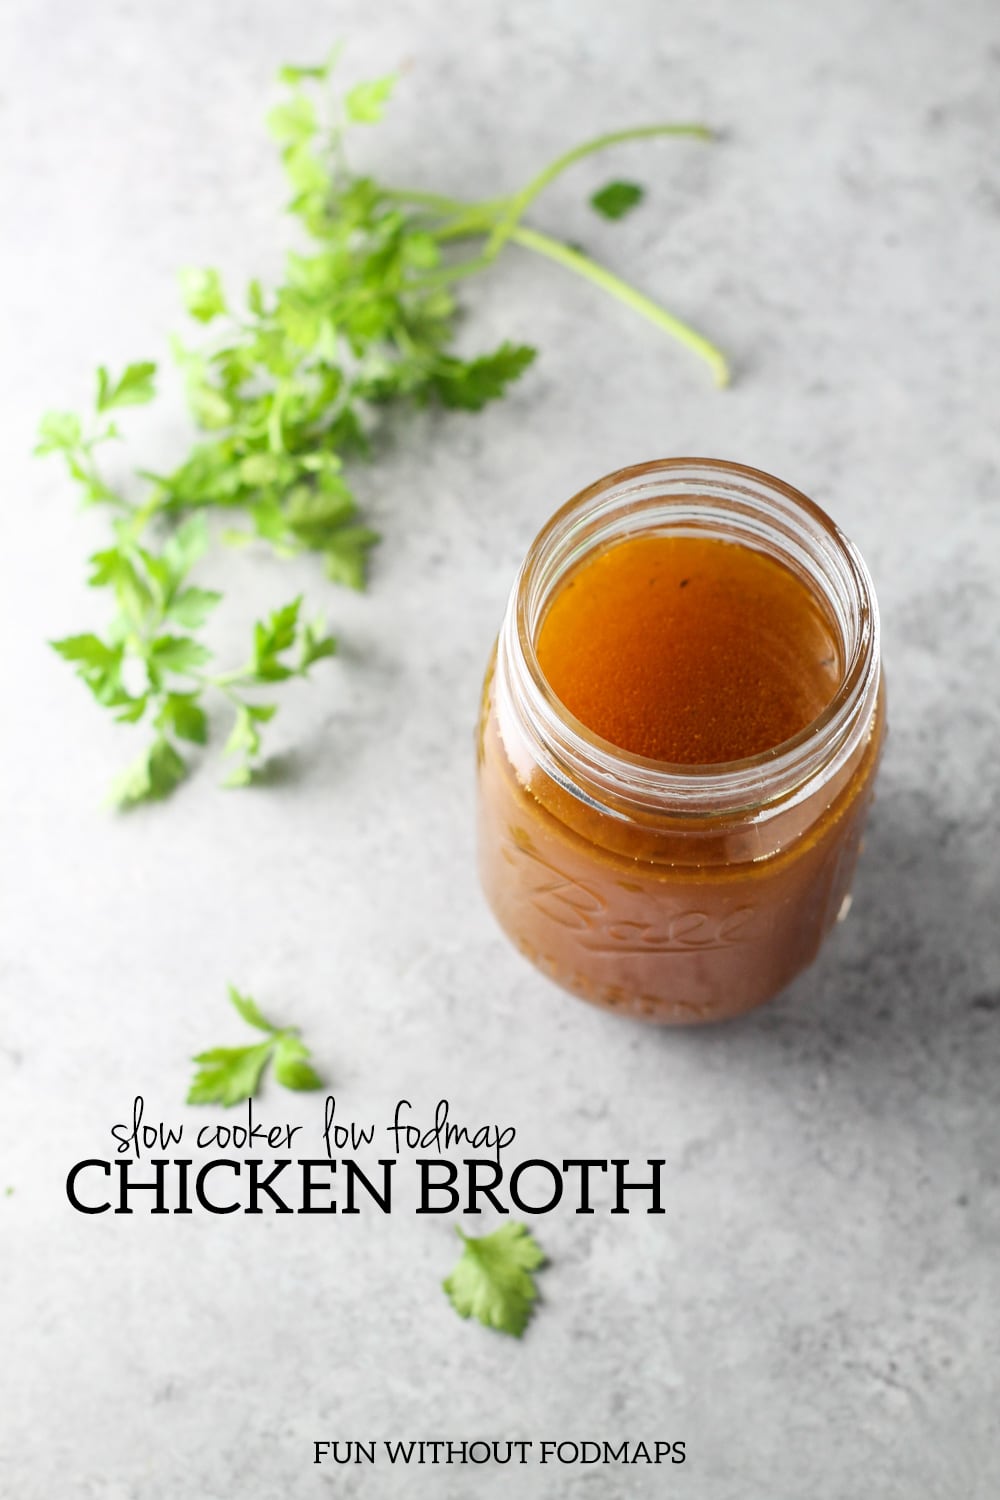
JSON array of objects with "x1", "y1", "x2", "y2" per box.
[{"x1": 313, "y1": 1439, "x2": 687, "y2": 1466}]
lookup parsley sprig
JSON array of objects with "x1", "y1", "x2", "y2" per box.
[
  {"x1": 40, "y1": 50, "x2": 726, "y2": 805},
  {"x1": 187, "y1": 986, "x2": 324, "y2": 1106}
]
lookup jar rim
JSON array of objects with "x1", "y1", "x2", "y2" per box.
[{"x1": 502, "y1": 457, "x2": 881, "y2": 818}]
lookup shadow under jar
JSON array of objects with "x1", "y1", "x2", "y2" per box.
[{"x1": 476, "y1": 459, "x2": 885, "y2": 1024}]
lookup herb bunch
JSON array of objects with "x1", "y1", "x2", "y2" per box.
[{"x1": 40, "y1": 50, "x2": 726, "y2": 805}]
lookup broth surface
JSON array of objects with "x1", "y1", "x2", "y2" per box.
[{"x1": 536, "y1": 534, "x2": 842, "y2": 763}]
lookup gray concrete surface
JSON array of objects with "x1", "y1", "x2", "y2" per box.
[{"x1": 1, "y1": 1, "x2": 998, "y2": 1496}]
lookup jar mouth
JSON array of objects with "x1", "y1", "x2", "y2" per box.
[{"x1": 503, "y1": 458, "x2": 881, "y2": 818}]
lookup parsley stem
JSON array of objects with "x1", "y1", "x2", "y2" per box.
[
  {"x1": 412, "y1": 219, "x2": 729, "y2": 384},
  {"x1": 508, "y1": 225, "x2": 729, "y2": 386},
  {"x1": 207, "y1": 669, "x2": 252, "y2": 692},
  {"x1": 412, "y1": 252, "x2": 497, "y2": 290},
  {"x1": 383, "y1": 188, "x2": 505, "y2": 217},
  {"x1": 484, "y1": 123, "x2": 715, "y2": 259},
  {"x1": 391, "y1": 121, "x2": 727, "y2": 383}
]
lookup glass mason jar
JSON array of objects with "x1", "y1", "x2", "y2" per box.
[{"x1": 476, "y1": 459, "x2": 885, "y2": 1024}]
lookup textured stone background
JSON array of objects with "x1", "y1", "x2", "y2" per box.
[{"x1": 1, "y1": 1, "x2": 998, "y2": 1496}]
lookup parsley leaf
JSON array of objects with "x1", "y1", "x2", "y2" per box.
[
  {"x1": 111, "y1": 737, "x2": 188, "y2": 807},
  {"x1": 179, "y1": 268, "x2": 228, "y2": 324},
  {"x1": 227, "y1": 985, "x2": 277, "y2": 1033},
  {"x1": 590, "y1": 179, "x2": 645, "y2": 220},
  {"x1": 443, "y1": 1222, "x2": 547, "y2": 1337},
  {"x1": 429, "y1": 343, "x2": 537, "y2": 412},
  {"x1": 344, "y1": 75, "x2": 396, "y2": 125},
  {"x1": 36, "y1": 411, "x2": 83, "y2": 455},
  {"x1": 187, "y1": 985, "x2": 324, "y2": 1106},
  {"x1": 272, "y1": 1033, "x2": 324, "y2": 1092},
  {"x1": 187, "y1": 1043, "x2": 274, "y2": 1107},
  {"x1": 96, "y1": 361, "x2": 158, "y2": 412}
]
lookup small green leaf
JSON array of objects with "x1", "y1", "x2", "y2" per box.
[
  {"x1": 239, "y1": 452, "x2": 282, "y2": 487},
  {"x1": 51, "y1": 632, "x2": 118, "y2": 670},
  {"x1": 344, "y1": 75, "x2": 396, "y2": 124},
  {"x1": 163, "y1": 515, "x2": 210, "y2": 582},
  {"x1": 251, "y1": 497, "x2": 293, "y2": 548},
  {"x1": 167, "y1": 586, "x2": 222, "y2": 629},
  {"x1": 267, "y1": 92, "x2": 317, "y2": 145},
  {"x1": 114, "y1": 696, "x2": 149, "y2": 725},
  {"x1": 225, "y1": 705, "x2": 260, "y2": 759},
  {"x1": 52, "y1": 633, "x2": 128, "y2": 706},
  {"x1": 264, "y1": 596, "x2": 299, "y2": 648},
  {"x1": 590, "y1": 180, "x2": 645, "y2": 221},
  {"x1": 284, "y1": 479, "x2": 357, "y2": 542},
  {"x1": 228, "y1": 985, "x2": 277, "y2": 1034},
  {"x1": 443, "y1": 1222, "x2": 546, "y2": 1338},
  {"x1": 300, "y1": 617, "x2": 337, "y2": 670},
  {"x1": 430, "y1": 343, "x2": 536, "y2": 412},
  {"x1": 282, "y1": 141, "x2": 329, "y2": 198},
  {"x1": 253, "y1": 597, "x2": 302, "y2": 675},
  {"x1": 187, "y1": 383, "x2": 234, "y2": 430},
  {"x1": 180, "y1": 267, "x2": 228, "y2": 323},
  {"x1": 157, "y1": 692, "x2": 209, "y2": 745},
  {"x1": 277, "y1": 63, "x2": 328, "y2": 84},
  {"x1": 146, "y1": 737, "x2": 189, "y2": 799},
  {"x1": 35, "y1": 411, "x2": 82, "y2": 455},
  {"x1": 151, "y1": 635, "x2": 213, "y2": 674},
  {"x1": 277, "y1": 45, "x2": 340, "y2": 85},
  {"x1": 110, "y1": 737, "x2": 188, "y2": 807},
  {"x1": 96, "y1": 361, "x2": 157, "y2": 412},
  {"x1": 402, "y1": 231, "x2": 440, "y2": 270},
  {"x1": 273, "y1": 1034, "x2": 323, "y2": 1091},
  {"x1": 323, "y1": 527, "x2": 379, "y2": 591},
  {"x1": 187, "y1": 1042, "x2": 274, "y2": 1106},
  {"x1": 86, "y1": 548, "x2": 154, "y2": 624}
]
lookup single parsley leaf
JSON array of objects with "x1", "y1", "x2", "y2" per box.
[
  {"x1": 162, "y1": 514, "x2": 211, "y2": 582},
  {"x1": 278, "y1": 61, "x2": 331, "y2": 86},
  {"x1": 96, "y1": 361, "x2": 157, "y2": 412},
  {"x1": 150, "y1": 634, "x2": 213, "y2": 675},
  {"x1": 430, "y1": 343, "x2": 537, "y2": 412},
  {"x1": 323, "y1": 526, "x2": 379, "y2": 590},
  {"x1": 299, "y1": 617, "x2": 337, "y2": 669},
  {"x1": 35, "y1": 411, "x2": 83, "y2": 455},
  {"x1": 187, "y1": 987, "x2": 324, "y2": 1105},
  {"x1": 443, "y1": 1222, "x2": 546, "y2": 1337},
  {"x1": 180, "y1": 267, "x2": 228, "y2": 324},
  {"x1": 110, "y1": 737, "x2": 188, "y2": 807},
  {"x1": 277, "y1": 43, "x2": 343, "y2": 89},
  {"x1": 267, "y1": 91, "x2": 317, "y2": 145},
  {"x1": 188, "y1": 1043, "x2": 274, "y2": 1106},
  {"x1": 222, "y1": 701, "x2": 279, "y2": 785},
  {"x1": 156, "y1": 692, "x2": 208, "y2": 745},
  {"x1": 344, "y1": 75, "x2": 395, "y2": 124},
  {"x1": 590, "y1": 180, "x2": 645, "y2": 220},
  {"x1": 272, "y1": 1034, "x2": 324, "y2": 1092},
  {"x1": 227, "y1": 984, "x2": 278, "y2": 1034},
  {"x1": 252, "y1": 597, "x2": 302, "y2": 680},
  {"x1": 167, "y1": 586, "x2": 222, "y2": 629},
  {"x1": 51, "y1": 631, "x2": 121, "y2": 675}
]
